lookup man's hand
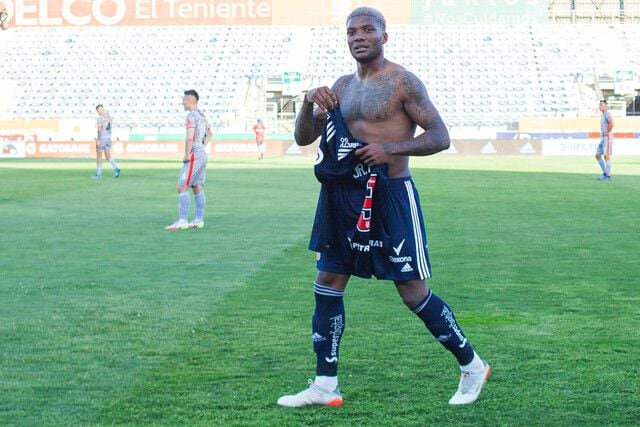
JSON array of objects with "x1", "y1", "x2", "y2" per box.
[
  {"x1": 305, "y1": 86, "x2": 338, "y2": 113},
  {"x1": 355, "y1": 143, "x2": 392, "y2": 167}
]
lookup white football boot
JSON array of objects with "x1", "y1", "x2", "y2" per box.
[
  {"x1": 189, "y1": 219, "x2": 205, "y2": 229},
  {"x1": 277, "y1": 380, "x2": 343, "y2": 407},
  {"x1": 164, "y1": 219, "x2": 189, "y2": 231},
  {"x1": 449, "y1": 360, "x2": 491, "y2": 405}
]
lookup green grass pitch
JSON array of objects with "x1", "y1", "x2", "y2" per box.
[{"x1": 1, "y1": 156, "x2": 639, "y2": 425}]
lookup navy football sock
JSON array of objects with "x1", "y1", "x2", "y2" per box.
[
  {"x1": 413, "y1": 290, "x2": 474, "y2": 366},
  {"x1": 313, "y1": 282, "x2": 345, "y2": 377}
]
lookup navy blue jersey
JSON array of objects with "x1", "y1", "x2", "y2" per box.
[{"x1": 314, "y1": 107, "x2": 387, "y2": 186}]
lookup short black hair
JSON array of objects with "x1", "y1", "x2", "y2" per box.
[
  {"x1": 184, "y1": 90, "x2": 199, "y2": 102},
  {"x1": 600, "y1": 99, "x2": 607, "y2": 104},
  {"x1": 95, "y1": 104, "x2": 103, "y2": 110},
  {"x1": 346, "y1": 7, "x2": 386, "y2": 31}
]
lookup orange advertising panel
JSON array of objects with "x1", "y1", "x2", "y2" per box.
[
  {"x1": 0, "y1": 119, "x2": 59, "y2": 133},
  {"x1": 0, "y1": 0, "x2": 411, "y2": 27},
  {"x1": 0, "y1": 0, "x2": 273, "y2": 27}
]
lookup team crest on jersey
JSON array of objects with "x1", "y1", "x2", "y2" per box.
[{"x1": 314, "y1": 146, "x2": 324, "y2": 165}]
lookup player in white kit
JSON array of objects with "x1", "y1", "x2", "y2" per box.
[
  {"x1": 92, "y1": 105, "x2": 120, "y2": 179},
  {"x1": 165, "y1": 90, "x2": 212, "y2": 230}
]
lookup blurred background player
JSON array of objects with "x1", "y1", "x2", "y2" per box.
[
  {"x1": 93, "y1": 104, "x2": 120, "y2": 179},
  {"x1": 253, "y1": 118, "x2": 266, "y2": 160},
  {"x1": 0, "y1": 8, "x2": 9, "y2": 30},
  {"x1": 165, "y1": 90, "x2": 212, "y2": 230},
  {"x1": 596, "y1": 99, "x2": 614, "y2": 181}
]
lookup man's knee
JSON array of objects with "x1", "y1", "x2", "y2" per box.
[
  {"x1": 315, "y1": 271, "x2": 349, "y2": 291},
  {"x1": 395, "y1": 279, "x2": 429, "y2": 309},
  {"x1": 604, "y1": 154, "x2": 611, "y2": 161}
]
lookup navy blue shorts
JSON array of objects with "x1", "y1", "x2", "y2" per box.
[{"x1": 310, "y1": 177, "x2": 432, "y2": 281}]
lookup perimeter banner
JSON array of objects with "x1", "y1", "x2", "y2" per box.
[
  {"x1": 271, "y1": 0, "x2": 411, "y2": 26},
  {"x1": 0, "y1": 0, "x2": 273, "y2": 26},
  {"x1": 0, "y1": 0, "x2": 413, "y2": 26},
  {"x1": 23, "y1": 140, "x2": 285, "y2": 158},
  {"x1": 411, "y1": 0, "x2": 547, "y2": 25}
]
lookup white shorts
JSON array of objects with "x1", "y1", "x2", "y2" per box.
[
  {"x1": 97, "y1": 140, "x2": 112, "y2": 153},
  {"x1": 178, "y1": 151, "x2": 207, "y2": 187}
]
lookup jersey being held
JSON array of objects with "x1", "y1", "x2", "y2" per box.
[
  {"x1": 311, "y1": 108, "x2": 397, "y2": 278},
  {"x1": 314, "y1": 107, "x2": 387, "y2": 186},
  {"x1": 97, "y1": 113, "x2": 112, "y2": 142},
  {"x1": 601, "y1": 110, "x2": 613, "y2": 136},
  {"x1": 186, "y1": 109, "x2": 209, "y2": 153}
]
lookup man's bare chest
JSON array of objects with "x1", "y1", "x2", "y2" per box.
[{"x1": 339, "y1": 79, "x2": 401, "y2": 123}]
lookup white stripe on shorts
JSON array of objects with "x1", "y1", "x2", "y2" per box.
[{"x1": 404, "y1": 180, "x2": 431, "y2": 279}]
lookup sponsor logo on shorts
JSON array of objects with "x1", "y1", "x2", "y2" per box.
[
  {"x1": 390, "y1": 239, "x2": 412, "y2": 263},
  {"x1": 348, "y1": 237, "x2": 383, "y2": 253},
  {"x1": 389, "y1": 255, "x2": 413, "y2": 263},
  {"x1": 401, "y1": 263, "x2": 414, "y2": 273},
  {"x1": 392, "y1": 239, "x2": 405, "y2": 256}
]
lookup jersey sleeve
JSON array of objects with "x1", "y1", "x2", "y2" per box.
[{"x1": 186, "y1": 113, "x2": 195, "y2": 129}]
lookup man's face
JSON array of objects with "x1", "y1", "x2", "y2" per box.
[
  {"x1": 182, "y1": 95, "x2": 191, "y2": 111},
  {"x1": 96, "y1": 106, "x2": 104, "y2": 115},
  {"x1": 599, "y1": 101, "x2": 607, "y2": 112},
  {"x1": 346, "y1": 15, "x2": 387, "y2": 64}
]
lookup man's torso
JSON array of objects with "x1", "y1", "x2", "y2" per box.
[
  {"x1": 254, "y1": 124, "x2": 265, "y2": 141},
  {"x1": 334, "y1": 63, "x2": 416, "y2": 177},
  {"x1": 601, "y1": 111, "x2": 612, "y2": 135},
  {"x1": 97, "y1": 114, "x2": 111, "y2": 142},
  {"x1": 186, "y1": 109, "x2": 208, "y2": 152}
]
